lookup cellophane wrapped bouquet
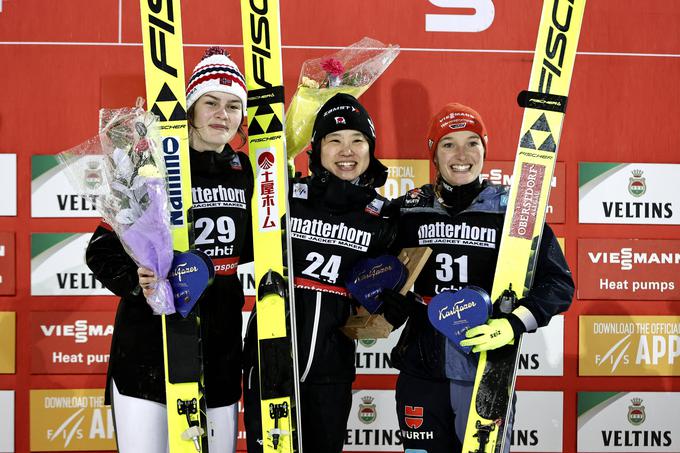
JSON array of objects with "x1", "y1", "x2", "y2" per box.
[
  {"x1": 58, "y1": 103, "x2": 175, "y2": 314},
  {"x1": 284, "y1": 37, "x2": 400, "y2": 160}
]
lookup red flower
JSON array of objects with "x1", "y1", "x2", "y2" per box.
[
  {"x1": 134, "y1": 138, "x2": 150, "y2": 153},
  {"x1": 321, "y1": 58, "x2": 345, "y2": 77}
]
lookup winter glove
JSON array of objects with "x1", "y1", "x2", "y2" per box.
[
  {"x1": 459, "y1": 318, "x2": 516, "y2": 353},
  {"x1": 378, "y1": 288, "x2": 423, "y2": 328}
]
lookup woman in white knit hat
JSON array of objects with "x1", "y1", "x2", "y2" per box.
[{"x1": 87, "y1": 47, "x2": 252, "y2": 453}]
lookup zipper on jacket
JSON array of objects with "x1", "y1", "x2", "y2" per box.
[{"x1": 300, "y1": 292, "x2": 322, "y2": 382}]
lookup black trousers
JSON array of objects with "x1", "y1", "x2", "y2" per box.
[
  {"x1": 395, "y1": 372, "x2": 462, "y2": 453},
  {"x1": 396, "y1": 372, "x2": 514, "y2": 453},
  {"x1": 244, "y1": 364, "x2": 352, "y2": 453}
]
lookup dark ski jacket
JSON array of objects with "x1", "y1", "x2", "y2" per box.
[
  {"x1": 390, "y1": 181, "x2": 574, "y2": 381},
  {"x1": 87, "y1": 147, "x2": 253, "y2": 407},
  {"x1": 244, "y1": 169, "x2": 397, "y2": 386}
]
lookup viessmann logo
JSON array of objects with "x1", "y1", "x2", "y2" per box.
[
  {"x1": 588, "y1": 247, "x2": 680, "y2": 271},
  {"x1": 40, "y1": 320, "x2": 113, "y2": 344}
]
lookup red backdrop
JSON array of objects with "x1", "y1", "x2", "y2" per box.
[{"x1": 1, "y1": 1, "x2": 679, "y2": 452}]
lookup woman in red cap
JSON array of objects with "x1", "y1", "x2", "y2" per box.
[
  {"x1": 86, "y1": 47, "x2": 251, "y2": 453},
  {"x1": 379, "y1": 103, "x2": 574, "y2": 452}
]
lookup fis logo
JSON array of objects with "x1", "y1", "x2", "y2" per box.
[
  {"x1": 595, "y1": 334, "x2": 633, "y2": 372},
  {"x1": 244, "y1": 0, "x2": 285, "y2": 136},
  {"x1": 334, "y1": 116, "x2": 346, "y2": 125},
  {"x1": 595, "y1": 332, "x2": 680, "y2": 373},
  {"x1": 539, "y1": 0, "x2": 576, "y2": 94}
]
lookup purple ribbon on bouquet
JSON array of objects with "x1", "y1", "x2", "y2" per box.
[{"x1": 121, "y1": 177, "x2": 175, "y2": 314}]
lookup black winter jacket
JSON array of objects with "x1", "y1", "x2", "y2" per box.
[
  {"x1": 390, "y1": 181, "x2": 574, "y2": 381},
  {"x1": 244, "y1": 171, "x2": 396, "y2": 385},
  {"x1": 87, "y1": 147, "x2": 253, "y2": 406}
]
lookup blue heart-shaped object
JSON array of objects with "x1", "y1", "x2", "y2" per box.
[
  {"x1": 428, "y1": 286, "x2": 492, "y2": 354},
  {"x1": 169, "y1": 250, "x2": 214, "y2": 318},
  {"x1": 346, "y1": 255, "x2": 407, "y2": 313}
]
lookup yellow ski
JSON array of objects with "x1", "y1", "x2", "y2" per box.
[
  {"x1": 241, "y1": 0, "x2": 303, "y2": 451},
  {"x1": 462, "y1": 1, "x2": 586, "y2": 452},
  {"x1": 139, "y1": 0, "x2": 207, "y2": 451}
]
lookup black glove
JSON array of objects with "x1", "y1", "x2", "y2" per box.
[{"x1": 377, "y1": 288, "x2": 423, "y2": 328}]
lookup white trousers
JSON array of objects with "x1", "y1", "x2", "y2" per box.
[{"x1": 111, "y1": 379, "x2": 238, "y2": 453}]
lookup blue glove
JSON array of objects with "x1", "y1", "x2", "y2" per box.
[{"x1": 459, "y1": 318, "x2": 515, "y2": 353}]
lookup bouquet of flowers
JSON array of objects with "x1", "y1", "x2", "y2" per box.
[
  {"x1": 58, "y1": 101, "x2": 175, "y2": 315},
  {"x1": 284, "y1": 37, "x2": 400, "y2": 160}
]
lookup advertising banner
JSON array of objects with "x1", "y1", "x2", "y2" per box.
[
  {"x1": 512, "y1": 391, "x2": 563, "y2": 452},
  {"x1": 345, "y1": 390, "x2": 401, "y2": 451},
  {"x1": 30, "y1": 312, "x2": 114, "y2": 374},
  {"x1": 0, "y1": 390, "x2": 13, "y2": 453},
  {"x1": 578, "y1": 392, "x2": 680, "y2": 452},
  {"x1": 0, "y1": 154, "x2": 16, "y2": 216},
  {"x1": 578, "y1": 239, "x2": 680, "y2": 300},
  {"x1": 31, "y1": 233, "x2": 111, "y2": 296},
  {"x1": 0, "y1": 312, "x2": 15, "y2": 374},
  {"x1": 376, "y1": 159, "x2": 431, "y2": 201},
  {"x1": 30, "y1": 389, "x2": 115, "y2": 451},
  {"x1": 579, "y1": 316, "x2": 680, "y2": 376},
  {"x1": 517, "y1": 315, "x2": 564, "y2": 377},
  {"x1": 579, "y1": 163, "x2": 680, "y2": 225},
  {"x1": 31, "y1": 155, "x2": 102, "y2": 218}
]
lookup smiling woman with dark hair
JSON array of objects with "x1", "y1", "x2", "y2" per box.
[{"x1": 243, "y1": 93, "x2": 398, "y2": 453}]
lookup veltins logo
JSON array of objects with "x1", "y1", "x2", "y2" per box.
[
  {"x1": 31, "y1": 233, "x2": 112, "y2": 296},
  {"x1": 577, "y1": 392, "x2": 677, "y2": 451},
  {"x1": 345, "y1": 390, "x2": 401, "y2": 451},
  {"x1": 629, "y1": 169, "x2": 646, "y2": 197},
  {"x1": 31, "y1": 155, "x2": 101, "y2": 218},
  {"x1": 358, "y1": 396, "x2": 377, "y2": 424},
  {"x1": 578, "y1": 162, "x2": 679, "y2": 225},
  {"x1": 628, "y1": 398, "x2": 645, "y2": 426},
  {"x1": 359, "y1": 338, "x2": 377, "y2": 347},
  {"x1": 579, "y1": 316, "x2": 680, "y2": 376},
  {"x1": 30, "y1": 389, "x2": 115, "y2": 451}
]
